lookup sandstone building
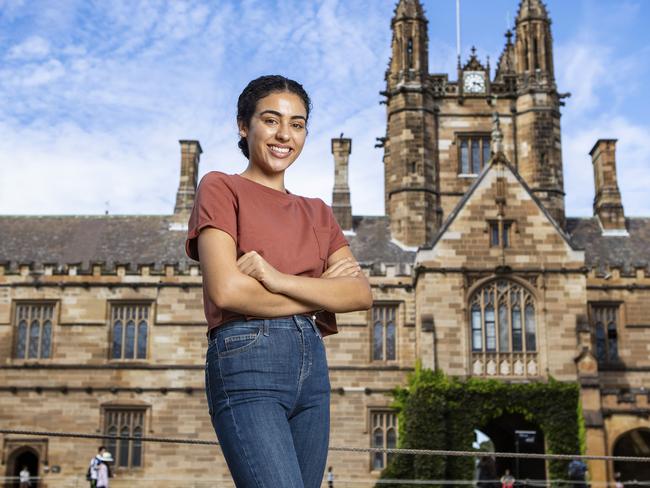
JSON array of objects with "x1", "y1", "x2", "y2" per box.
[{"x1": 1, "y1": 0, "x2": 649, "y2": 486}]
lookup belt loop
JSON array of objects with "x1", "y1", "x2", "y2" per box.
[
  {"x1": 263, "y1": 319, "x2": 270, "y2": 337},
  {"x1": 291, "y1": 314, "x2": 300, "y2": 330}
]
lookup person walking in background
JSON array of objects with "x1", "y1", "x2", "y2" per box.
[
  {"x1": 567, "y1": 457, "x2": 588, "y2": 487},
  {"x1": 19, "y1": 465, "x2": 30, "y2": 488},
  {"x1": 614, "y1": 471, "x2": 624, "y2": 488},
  {"x1": 327, "y1": 466, "x2": 334, "y2": 488},
  {"x1": 96, "y1": 451, "x2": 114, "y2": 488},
  {"x1": 87, "y1": 445, "x2": 106, "y2": 487},
  {"x1": 500, "y1": 468, "x2": 515, "y2": 488}
]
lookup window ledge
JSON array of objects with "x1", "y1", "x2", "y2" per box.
[{"x1": 458, "y1": 173, "x2": 479, "y2": 178}]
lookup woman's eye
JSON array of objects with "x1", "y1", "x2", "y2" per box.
[
  {"x1": 264, "y1": 119, "x2": 278, "y2": 125},
  {"x1": 293, "y1": 124, "x2": 305, "y2": 130}
]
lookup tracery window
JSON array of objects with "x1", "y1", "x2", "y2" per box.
[
  {"x1": 370, "y1": 410, "x2": 398, "y2": 471},
  {"x1": 470, "y1": 280, "x2": 537, "y2": 376},
  {"x1": 458, "y1": 134, "x2": 491, "y2": 174},
  {"x1": 103, "y1": 408, "x2": 145, "y2": 468},
  {"x1": 372, "y1": 304, "x2": 397, "y2": 361},
  {"x1": 14, "y1": 303, "x2": 54, "y2": 359},
  {"x1": 589, "y1": 304, "x2": 619, "y2": 364},
  {"x1": 111, "y1": 303, "x2": 150, "y2": 360}
]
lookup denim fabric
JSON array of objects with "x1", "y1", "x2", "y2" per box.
[{"x1": 205, "y1": 314, "x2": 330, "y2": 488}]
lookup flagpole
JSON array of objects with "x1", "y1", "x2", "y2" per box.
[{"x1": 456, "y1": 0, "x2": 461, "y2": 63}]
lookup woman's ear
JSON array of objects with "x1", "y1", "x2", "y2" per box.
[{"x1": 237, "y1": 120, "x2": 247, "y2": 138}]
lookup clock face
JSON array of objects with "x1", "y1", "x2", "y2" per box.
[{"x1": 463, "y1": 71, "x2": 486, "y2": 94}]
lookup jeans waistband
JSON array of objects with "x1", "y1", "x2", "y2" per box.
[{"x1": 208, "y1": 314, "x2": 318, "y2": 342}]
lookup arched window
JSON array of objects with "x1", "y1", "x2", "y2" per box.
[
  {"x1": 590, "y1": 304, "x2": 620, "y2": 364},
  {"x1": 370, "y1": 410, "x2": 398, "y2": 470},
  {"x1": 14, "y1": 303, "x2": 55, "y2": 360},
  {"x1": 469, "y1": 280, "x2": 537, "y2": 376},
  {"x1": 111, "y1": 304, "x2": 151, "y2": 360},
  {"x1": 372, "y1": 304, "x2": 397, "y2": 361},
  {"x1": 104, "y1": 408, "x2": 145, "y2": 469}
]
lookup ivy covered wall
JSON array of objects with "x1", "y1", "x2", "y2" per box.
[{"x1": 377, "y1": 365, "x2": 583, "y2": 487}]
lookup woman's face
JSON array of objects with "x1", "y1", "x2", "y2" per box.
[{"x1": 239, "y1": 91, "x2": 307, "y2": 174}]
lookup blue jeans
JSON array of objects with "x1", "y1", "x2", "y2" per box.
[{"x1": 205, "y1": 314, "x2": 331, "y2": 488}]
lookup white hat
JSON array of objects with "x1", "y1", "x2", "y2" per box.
[{"x1": 99, "y1": 451, "x2": 114, "y2": 462}]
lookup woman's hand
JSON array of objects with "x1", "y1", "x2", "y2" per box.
[
  {"x1": 322, "y1": 257, "x2": 361, "y2": 279},
  {"x1": 237, "y1": 251, "x2": 285, "y2": 294}
]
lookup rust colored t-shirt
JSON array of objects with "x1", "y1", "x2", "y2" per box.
[{"x1": 185, "y1": 171, "x2": 349, "y2": 336}]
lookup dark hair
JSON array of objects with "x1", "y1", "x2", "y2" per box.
[
  {"x1": 236, "y1": 75, "x2": 312, "y2": 159},
  {"x1": 98, "y1": 446, "x2": 106, "y2": 452}
]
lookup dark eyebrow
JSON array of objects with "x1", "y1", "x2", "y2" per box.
[{"x1": 259, "y1": 109, "x2": 306, "y2": 122}]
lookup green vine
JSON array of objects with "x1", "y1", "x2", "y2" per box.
[{"x1": 377, "y1": 368, "x2": 582, "y2": 487}]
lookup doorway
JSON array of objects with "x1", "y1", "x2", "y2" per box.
[
  {"x1": 480, "y1": 413, "x2": 546, "y2": 485},
  {"x1": 7, "y1": 447, "x2": 39, "y2": 488},
  {"x1": 613, "y1": 428, "x2": 650, "y2": 483}
]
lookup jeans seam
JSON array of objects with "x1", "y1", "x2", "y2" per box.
[
  {"x1": 289, "y1": 326, "x2": 307, "y2": 416},
  {"x1": 216, "y1": 351, "x2": 263, "y2": 488}
]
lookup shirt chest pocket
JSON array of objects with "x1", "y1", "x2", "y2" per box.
[{"x1": 313, "y1": 226, "x2": 330, "y2": 266}]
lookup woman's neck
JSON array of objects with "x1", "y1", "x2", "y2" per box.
[{"x1": 239, "y1": 166, "x2": 287, "y2": 193}]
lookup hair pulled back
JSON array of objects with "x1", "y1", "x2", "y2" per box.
[{"x1": 236, "y1": 75, "x2": 312, "y2": 159}]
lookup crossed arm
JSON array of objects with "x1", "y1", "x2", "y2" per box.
[{"x1": 197, "y1": 227, "x2": 373, "y2": 317}]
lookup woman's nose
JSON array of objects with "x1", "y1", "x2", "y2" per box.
[{"x1": 275, "y1": 123, "x2": 290, "y2": 141}]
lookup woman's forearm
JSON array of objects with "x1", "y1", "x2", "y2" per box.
[
  {"x1": 276, "y1": 273, "x2": 373, "y2": 313},
  {"x1": 219, "y1": 272, "x2": 317, "y2": 317}
]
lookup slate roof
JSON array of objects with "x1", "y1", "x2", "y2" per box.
[
  {"x1": 0, "y1": 214, "x2": 647, "y2": 274},
  {"x1": 566, "y1": 217, "x2": 650, "y2": 274},
  {"x1": 0, "y1": 215, "x2": 189, "y2": 273},
  {"x1": 0, "y1": 214, "x2": 415, "y2": 273}
]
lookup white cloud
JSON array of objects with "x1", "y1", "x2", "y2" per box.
[
  {"x1": 0, "y1": 0, "x2": 646, "y2": 222},
  {"x1": 7, "y1": 35, "x2": 50, "y2": 59}
]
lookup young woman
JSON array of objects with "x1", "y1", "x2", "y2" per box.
[{"x1": 185, "y1": 75, "x2": 372, "y2": 488}]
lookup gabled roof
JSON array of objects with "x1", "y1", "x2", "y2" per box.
[{"x1": 421, "y1": 152, "x2": 578, "y2": 252}]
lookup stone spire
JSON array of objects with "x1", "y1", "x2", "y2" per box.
[
  {"x1": 394, "y1": 0, "x2": 425, "y2": 19},
  {"x1": 386, "y1": 0, "x2": 429, "y2": 88},
  {"x1": 494, "y1": 30, "x2": 515, "y2": 82},
  {"x1": 331, "y1": 135, "x2": 353, "y2": 231},
  {"x1": 516, "y1": 0, "x2": 549, "y2": 21},
  {"x1": 514, "y1": 0, "x2": 554, "y2": 82}
]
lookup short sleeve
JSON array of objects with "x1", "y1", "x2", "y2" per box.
[
  {"x1": 185, "y1": 172, "x2": 238, "y2": 261},
  {"x1": 327, "y1": 204, "x2": 349, "y2": 258}
]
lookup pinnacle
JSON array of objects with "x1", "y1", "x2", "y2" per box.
[
  {"x1": 394, "y1": 0, "x2": 425, "y2": 20},
  {"x1": 516, "y1": 0, "x2": 549, "y2": 21}
]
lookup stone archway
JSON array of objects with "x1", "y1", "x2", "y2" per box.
[
  {"x1": 6, "y1": 446, "x2": 39, "y2": 488},
  {"x1": 480, "y1": 413, "x2": 546, "y2": 485},
  {"x1": 613, "y1": 428, "x2": 650, "y2": 483}
]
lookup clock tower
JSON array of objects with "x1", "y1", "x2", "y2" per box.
[{"x1": 459, "y1": 46, "x2": 490, "y2": 99}]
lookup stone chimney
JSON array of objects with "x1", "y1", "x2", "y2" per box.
[
  {"x1": 589, "y1": 139, "x2": 627, "y2": 235},
  {"x1": 331, "y1": 135, "x2": 353, "y2": 231},
  {"x1": 174, "y1": 140, "x2": 202, "y2": 216}
]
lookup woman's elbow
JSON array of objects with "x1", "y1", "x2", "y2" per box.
[
  {"x1": 207, "y1": 282, "x2": 236, "y2": 310},
  {"x1": 358, "y1": 283, "x2": 374, "y2": 310}
]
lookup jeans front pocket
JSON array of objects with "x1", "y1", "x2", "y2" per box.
[{"x1": 213, "y1": 323, "x2": 263, "y2": 358}]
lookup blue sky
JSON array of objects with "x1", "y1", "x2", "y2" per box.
[{"x1": 0, "y1": 0, "x2": 648, "y2": 217}]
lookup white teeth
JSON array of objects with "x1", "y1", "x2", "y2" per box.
[{"x1": 269, "y1": 145, "x2": 290, "y2": 153}]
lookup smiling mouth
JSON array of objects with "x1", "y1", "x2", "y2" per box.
[{"x1": 268, "y1": 144, "x2": 293, "y2": 157}]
